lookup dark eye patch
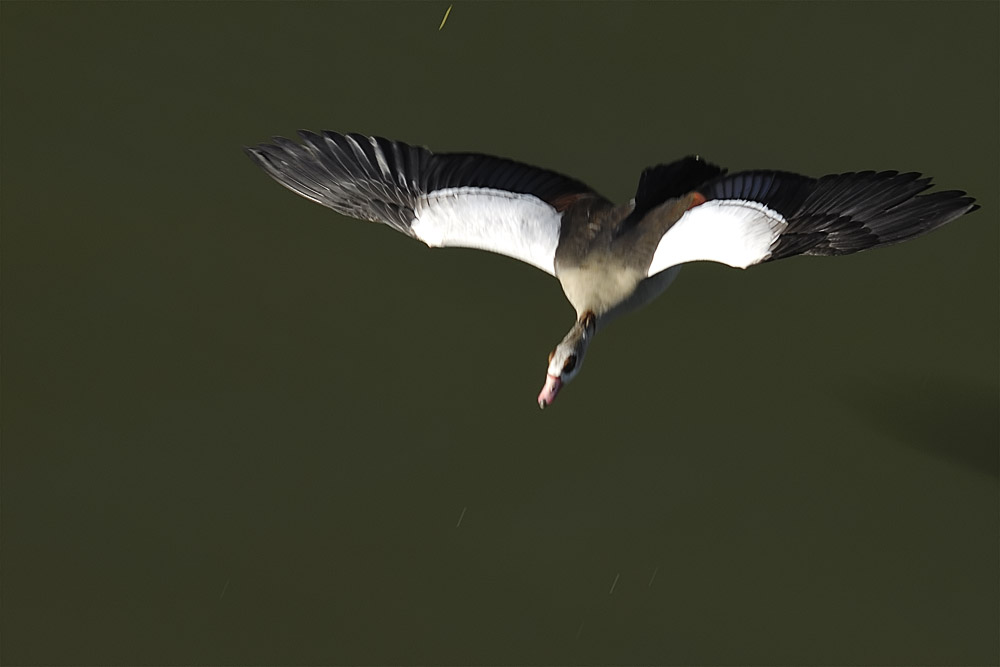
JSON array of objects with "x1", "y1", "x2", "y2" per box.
[{"x1": 562, "y1": 355, "x2": 577, "y2": 374}]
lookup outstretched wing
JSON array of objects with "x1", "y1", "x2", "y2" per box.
[
  {"x1": 646, "y1": 169, "x2": 978, "y2": 276},
  {"x1": 245, "y1": 131, "x2": 607, "y2": 276}
]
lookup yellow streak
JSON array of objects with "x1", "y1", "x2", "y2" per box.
[{"x1": 439, "y1": 4, "x2": 452, "y2": 30}]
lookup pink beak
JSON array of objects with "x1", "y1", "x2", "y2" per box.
[{"x1": 537, "y1": 374, "x2": 562, "y2": 409}]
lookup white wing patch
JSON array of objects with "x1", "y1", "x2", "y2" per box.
[
  {"x1": 412, "y1": 187, "x2": 562, "y2": 275},
  {"x1": 647, "y1": 199, "x2": 788, "y2": 276}
]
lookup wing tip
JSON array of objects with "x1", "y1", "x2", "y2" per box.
[{"x1": 243, "y1": 144, "x2": 268, "y2": 164}]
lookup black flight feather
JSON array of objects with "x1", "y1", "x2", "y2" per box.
[
  {"x1": 244, "y1": 131, "x2": 604, "y2": 237},
  {"x1": 694, "y1": 169, "x2": 977, "y2": 261},
  {"x1": 619, "y1": 156, "x2": 725, "y2": 232}
]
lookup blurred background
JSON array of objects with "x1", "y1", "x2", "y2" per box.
[{"x1": 2, "y1": 2, "x2": 997, "y2": 665}]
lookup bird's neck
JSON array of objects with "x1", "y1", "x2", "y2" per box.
[{"x1": 561, "y1": 311, "x2": 597, "y2": 348}]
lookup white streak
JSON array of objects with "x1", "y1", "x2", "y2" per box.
[
  {"x1": 647, "y1": 199, "x2": 787, "y2": 276},
  {"x1": 609, "y1": 572, "x2": 620, "y2": 594},
  {"x1": 369, "y1": 136, "x2": 391, "y2": 178},
  {"x1": 412, "y1": 187, "x2": 561, "y2": 275}
]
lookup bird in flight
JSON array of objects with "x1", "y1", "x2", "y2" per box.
[{"x1": 245, "y1": 131, "x2": 977, "y2": 409}]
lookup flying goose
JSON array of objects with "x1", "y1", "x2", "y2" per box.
[{"x1": 244, "y1": 131, "x2": 977, "y2": 408}]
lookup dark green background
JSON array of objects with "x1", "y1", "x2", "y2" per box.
[{"x1": 2, "y1": 2, "x2": 997, "y2": 665}]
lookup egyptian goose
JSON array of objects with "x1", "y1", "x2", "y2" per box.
[{"x1": 245, "y1": 131, "x2": 977, "y2": 408}]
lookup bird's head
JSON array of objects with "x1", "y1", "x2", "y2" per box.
[{"x1": 537, "y1": 312, "x2": 596, "y2": 409}]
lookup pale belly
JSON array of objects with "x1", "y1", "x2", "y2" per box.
[
  {"x1": 556, "y1": 263, "x2": 646, "y2": 317},
  {"x1": 556, "y1": 263, "x2": 684, "y2": 323}
]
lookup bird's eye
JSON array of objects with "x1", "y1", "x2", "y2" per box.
[{"x1": 562, "y1": 355, "x2": 577, "y2": 374}]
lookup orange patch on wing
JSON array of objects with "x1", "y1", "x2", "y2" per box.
[
  {"x1": 549, "y1": 192, "x2": 590, "y2": 212},
  {"x1": 687, "y1": 191, "x2": 707, "y2": 210}
]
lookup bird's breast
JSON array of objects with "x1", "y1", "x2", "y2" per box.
[{"x1": 556, "y1": 262, "x2": 645, "y2": 318}]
